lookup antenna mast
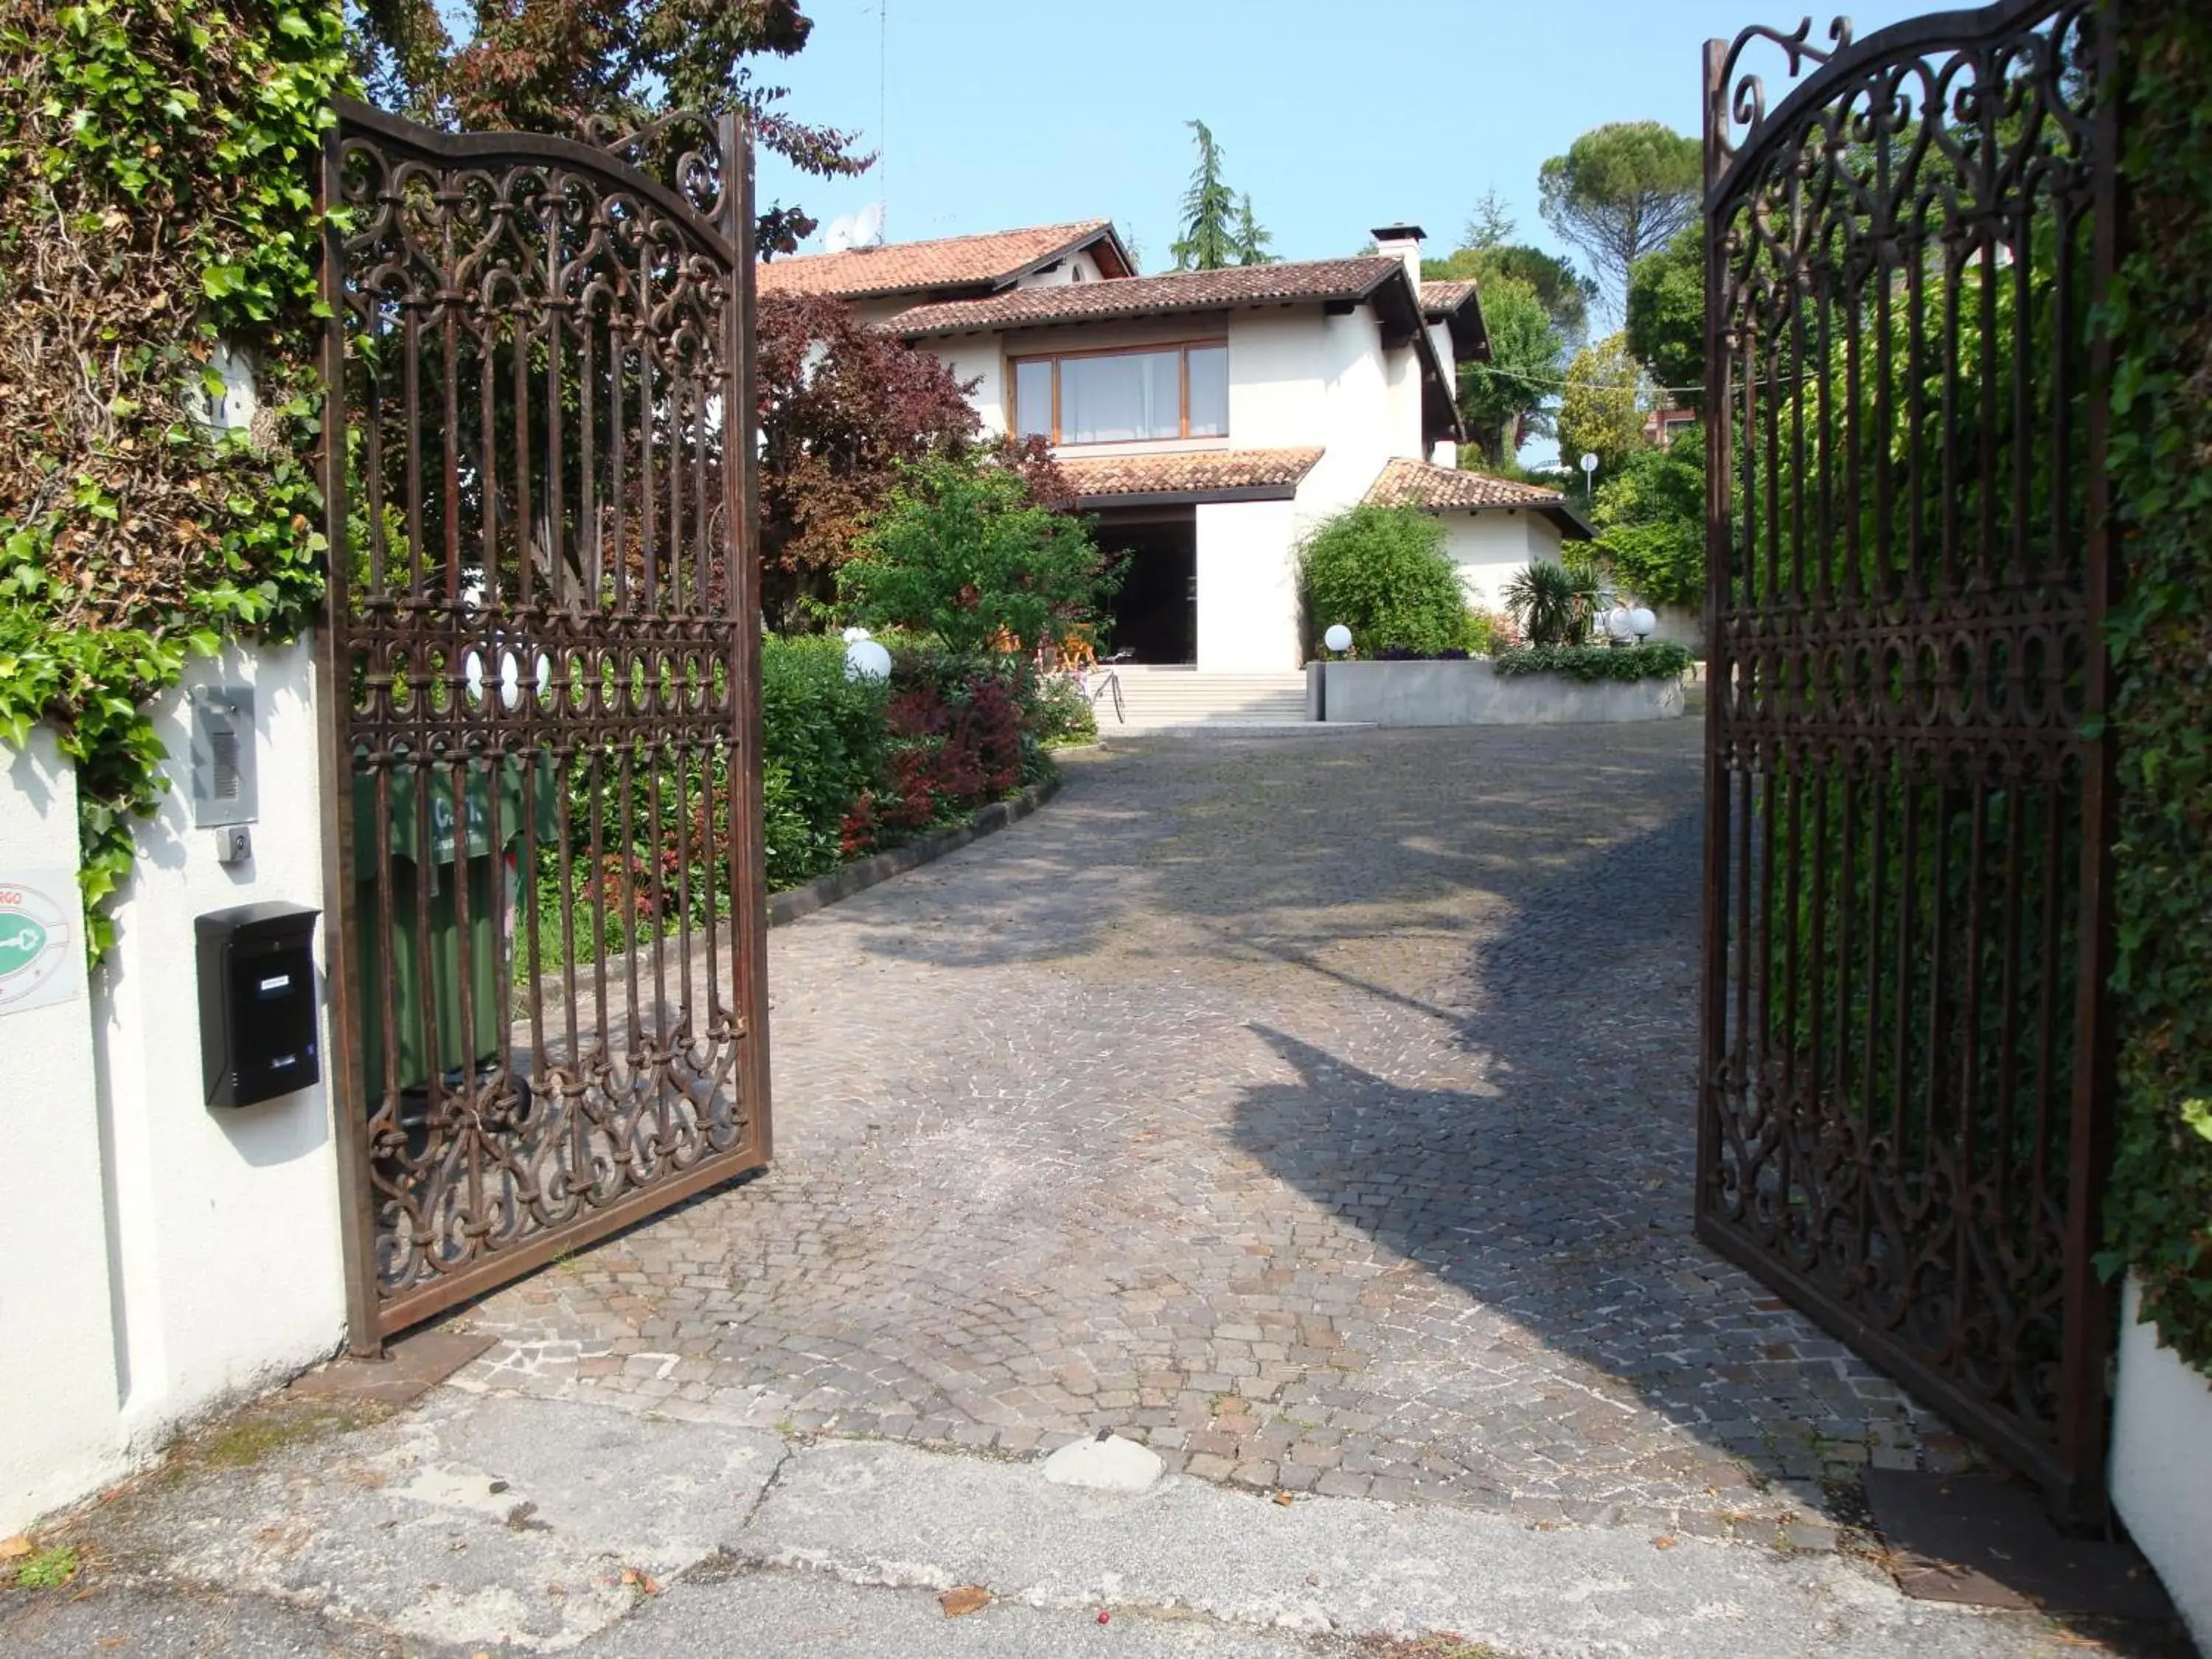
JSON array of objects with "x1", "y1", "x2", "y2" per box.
[{"x1": 877, "y1": 1, "x2": 888, "y2": 240}]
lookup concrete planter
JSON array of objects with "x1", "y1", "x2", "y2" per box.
[
  {"x1": 2110, "y1": 1276, "x2": 2212, "y2": 1653},
  {"x1": 1313, "y1": 658, "x2": 1686, "y2": 727}
]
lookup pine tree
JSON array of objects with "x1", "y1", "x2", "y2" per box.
[
  {"x1": 1170, "y1": 120, "x2": 1239, "y2": 271},
  {"x1": 1232, "y1": 192, "x2": 1276, "y2": 265}
]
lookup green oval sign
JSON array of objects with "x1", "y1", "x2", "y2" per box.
[{"x1": 0, "y1": 908, "x2": 47, "y2": 979}]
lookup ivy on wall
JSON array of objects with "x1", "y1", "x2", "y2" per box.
[
  {"x1": 2102, "y1": 0, "x2": 2212, "y2": 1370},
  {"x1": 0, "y1": 0, "x2": 347, "y2": 957}
]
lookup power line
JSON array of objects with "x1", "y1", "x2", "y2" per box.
[{"x1": 1469, "y1": 366, "x2": 1705, "y2": 398}]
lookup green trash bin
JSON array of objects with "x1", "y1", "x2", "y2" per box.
[{"x1": 352, "y1": 753, "x2": 558, "y2": 1107}]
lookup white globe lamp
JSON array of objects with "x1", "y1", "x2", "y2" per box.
[
  {"x1": 844, "y1": 636, "x2": 892, "y2": 683},
  {"x1": 1604, "y1": 606, "x2": 1635, "y2": 643},
  {"x1": 1323, "y1": 623, "x2": 1353, "y2": 655},
  {"x1": 1629, "y1": 606, "x2": 1657, "y2": 641}
]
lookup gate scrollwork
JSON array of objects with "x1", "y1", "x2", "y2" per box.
[
  {"x1": 1697, "y1": 2, "x2": 2118, "y2": 1516},
  {"x1": 315, "y1": 100, "x2": 769, "y2": 1339}
]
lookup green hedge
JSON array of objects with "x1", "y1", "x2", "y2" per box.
[
  {"x1": 1298, "y1": 504, "x2": 1474, "y2": 657},
  {"x1": 759, "y1": 635, "x2": 893, "y2": 888},
  {"x1": 759, "y1": 636, "x2": 1068, "y2": 891},
  {"x1": 2102, "y1": 0, "x2": 2212, "y2": 1370},
  {"x1": 1491, "y1": 642, "x2": 1694, "y2": 682}
]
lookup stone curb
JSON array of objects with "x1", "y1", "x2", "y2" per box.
[{"x1": 765, "y1": 773, "x2": 1062, "y2": 928}]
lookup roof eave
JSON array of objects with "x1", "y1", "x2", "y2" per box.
[{"x1": 984, "y1": 222, "x2": 1135, "y2": 293}]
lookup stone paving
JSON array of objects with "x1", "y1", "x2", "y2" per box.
[{"x1": 454, "y1": 724, "x2": 1961, "y2": 1545}]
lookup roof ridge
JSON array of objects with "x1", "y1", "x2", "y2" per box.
[{"x1": 770, "y1": 219, "x2": 1109, "y2": 264}]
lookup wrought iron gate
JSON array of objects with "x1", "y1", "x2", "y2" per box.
[
  {"x1": 313, "y1": 100, "x2": 770, "y2": 1343},
  {"x1": 1697, "y1": 2, "x2": 2118, "y2": 1515}
]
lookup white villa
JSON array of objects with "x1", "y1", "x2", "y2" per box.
[{"x1": 760, "y1": 221, "x2": 1591, "y2": 672}]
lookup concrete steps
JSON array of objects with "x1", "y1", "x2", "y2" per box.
[{"x1": 1099, "y1": 666, "x2": 1310, "y2": 730}]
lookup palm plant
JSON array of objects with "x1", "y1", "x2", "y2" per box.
[{"x1": 1503, "y1": 559, "x2": 1604, "y2": 647}]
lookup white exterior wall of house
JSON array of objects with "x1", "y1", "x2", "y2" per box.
[
  {"x1": 1440, "y1": 511, "x2": 1561, "y2": 613},
  {"x1": 935, "y1": 338, "x2": 1007, "y2": 439},
  {"x1": 0, "y1": 730, "x2": 128, "y2": 1534},
  {"x1": 2110, "y1": 1280, "x2": 2212, "y2": 1652},
  {"x1": 97, "y1": 636, "x2": 347, "y2": 1451},
  {"x1": 96, "y1": 637, "x2": 347, "y2": 1447},
  {"x1": 928, "y1": 296, "x2": 1447, "y2": 674},
  {"x1": 1196, "y1": 498, "x2": 1304, "y2": 671},
  {"x1": 1232, "y1": 307, "x2": 1417, "y2": 529},
  {"x1": 0, "y1": 635, "x2": 349, "y2": 1533},
  {"x1": 1017, "y1": 248, "x2": 1105, "y2": 288}
]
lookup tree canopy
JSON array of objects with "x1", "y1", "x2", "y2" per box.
[
  {"x1": 1555, "y1": 331, "x2": 1649, "y2": 487},
  {"x1": 1171, "y1": 119, "x2": 1272, "y2": 269},
  {"x1": 1453, "y1": 276, "x2": 1565, "y2": 469},
  {"x1": 1538, "y1": 121, "x2": 1701, "y2": 313},
  {"x1": 1233, "y1": 192, "x2": 1276, "y2": 265},
  {"x1": 1624, "y1": 229, "x2": 1705, "y2": 406},
  {"x1": 347, "y1": 0, "x2": 868, "y2": 254},
  {"x1": 1426, "y1": 241, "x2": 1595, "y2": 345},
  {"x1": 838, "y1": 458, "x2": 1113, "y2": 656},
  {"x1": 1462, "y1": 187, "x2": 1516, "y2": 252},
  {"x1": 1590, "y1": 429, "x2": 1705, "y2": 609},
  {"x1": 1426, "y1": 187, "x2": 1596, "y2": 342},
  {"x1": 757, "y1": 293, "x2": 983, "y2": 628}
]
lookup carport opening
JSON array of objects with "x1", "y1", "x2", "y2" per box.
[{"x1": 1094, "y1": 509, "x2": 1195, "y2": 665}]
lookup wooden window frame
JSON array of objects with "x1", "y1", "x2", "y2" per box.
[{"x1": 1008, "y1": 338, "x2": 1228, "y2": 446}]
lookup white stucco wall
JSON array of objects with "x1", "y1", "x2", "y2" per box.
[
  {"x1": 1641, "y1": 602, "x2": 1706, "y2": 654},
  {"x1": 1439, "y1": 511, "x2": 1562, "y2": 613},
  {"x1": 0, "y1": 729, "x2": 128, "y2": 1535},
  {"x1": 1384, "y1": 343, "x2": 1424, "y2": 466},
  {"x1": 932, "y1": 338, "x2": 1006, "y2": 439},
  {"x1": 1014, "y1": 248, "x2": 1104, "y2": 288},
  {"x1": 1196, "y1": 498, "x2": 1302, "y2": 672},
  {"x1": 96, "y1": 633, "x2": 346, "y2": 1453},
  {"x1": 2110, "y1": 1277, "x2": 2212, "y2": 1652},
  {"x1": 923, "y1": 300, "x2": 1450, "y2": 675},
  {"x1": 1426, "y1": 319, "x2": 1456, "y2": 397}
]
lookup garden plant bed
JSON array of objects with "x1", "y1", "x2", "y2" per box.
[
  {"x1": 766, "y1": 776, "x2": 1062, "y2": 927},
  {"x1": 1315, "y1": 656, "x2": 1686, "y2": 727}
]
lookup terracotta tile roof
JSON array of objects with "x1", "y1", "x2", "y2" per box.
[
  {"x1": 888, "y1": 258, "x2": 1408, "y2": 338},
  {"x1": 1421, "y1": 279, "x2": 1480, "y2": 315},
  {"x1": 757, "y1": 220, "x2": 1121, "y2": 300},
  {"x1": 1366, "y1": 458, "x2": 1593, "y2": 538},
  {"x1": 1057, "y1": 448, "x2": 1325, "y2": 501}
]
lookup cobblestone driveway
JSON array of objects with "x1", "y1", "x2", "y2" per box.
[{"x1": 461, "y1": 725, "x2": 1948, "y2": 1543}]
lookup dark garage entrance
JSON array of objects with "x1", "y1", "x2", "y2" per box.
[{"x1": 1094, "y1": 509, "x2": 1194, "y2": 664}]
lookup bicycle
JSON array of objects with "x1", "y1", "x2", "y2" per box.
[{"x1": 1081, "y1": 648, "x2": 1133, "y2": 726}]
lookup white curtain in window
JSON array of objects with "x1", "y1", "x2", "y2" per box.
[
  {"x1": 1014, "y1": 358, "x2": 1053, "y2": 439},
  {"x1": 1060, "y1": 351, "x2": 1180, "y2": 443},
  {"x1": 1186, "y1": 345, "x2": 1228, "y2": 437}
]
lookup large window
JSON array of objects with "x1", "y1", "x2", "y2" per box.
[{"x1": 1011, "y1": 342, "x2": 1228, "y2": 445}]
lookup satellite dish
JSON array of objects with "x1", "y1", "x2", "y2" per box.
[{"x1": 824, "y1": 201, "x2": 885, "y2": 253}]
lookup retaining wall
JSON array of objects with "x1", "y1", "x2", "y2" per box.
[
  {"x1": 2110, "y1": 1278, "x2": 2212, "y2": 1652},
  {"x1": 0, "y1": 636, "x2": 345, "y2": 1535},
  {"x1": 1316, "y1": 659, "x2": 1686, "y2": 726}
]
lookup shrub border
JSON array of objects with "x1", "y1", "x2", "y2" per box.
[{"x1": 1492, "y1": 642, "x2": 1696, "y2": 683}]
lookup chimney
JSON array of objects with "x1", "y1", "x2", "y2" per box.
[{"x1": 1369, "y1": 223, "x2": 1425, "y2": 291}]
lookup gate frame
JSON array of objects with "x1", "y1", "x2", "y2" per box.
[
  {"x1": 1695, "y1": 1, "x2": 2122, "y2": 1520},
  {"x1": 311, "y1": 98, "x2": 769, "y2": 1354}
]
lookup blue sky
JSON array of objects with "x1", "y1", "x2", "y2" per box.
[{"x1": 759, "y1": 1, "x2": 1937, "y2": 282}]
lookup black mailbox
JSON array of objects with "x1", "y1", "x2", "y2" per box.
[{"x1": 197, "y1": 902, "x2": 321, "y2": 1108}]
